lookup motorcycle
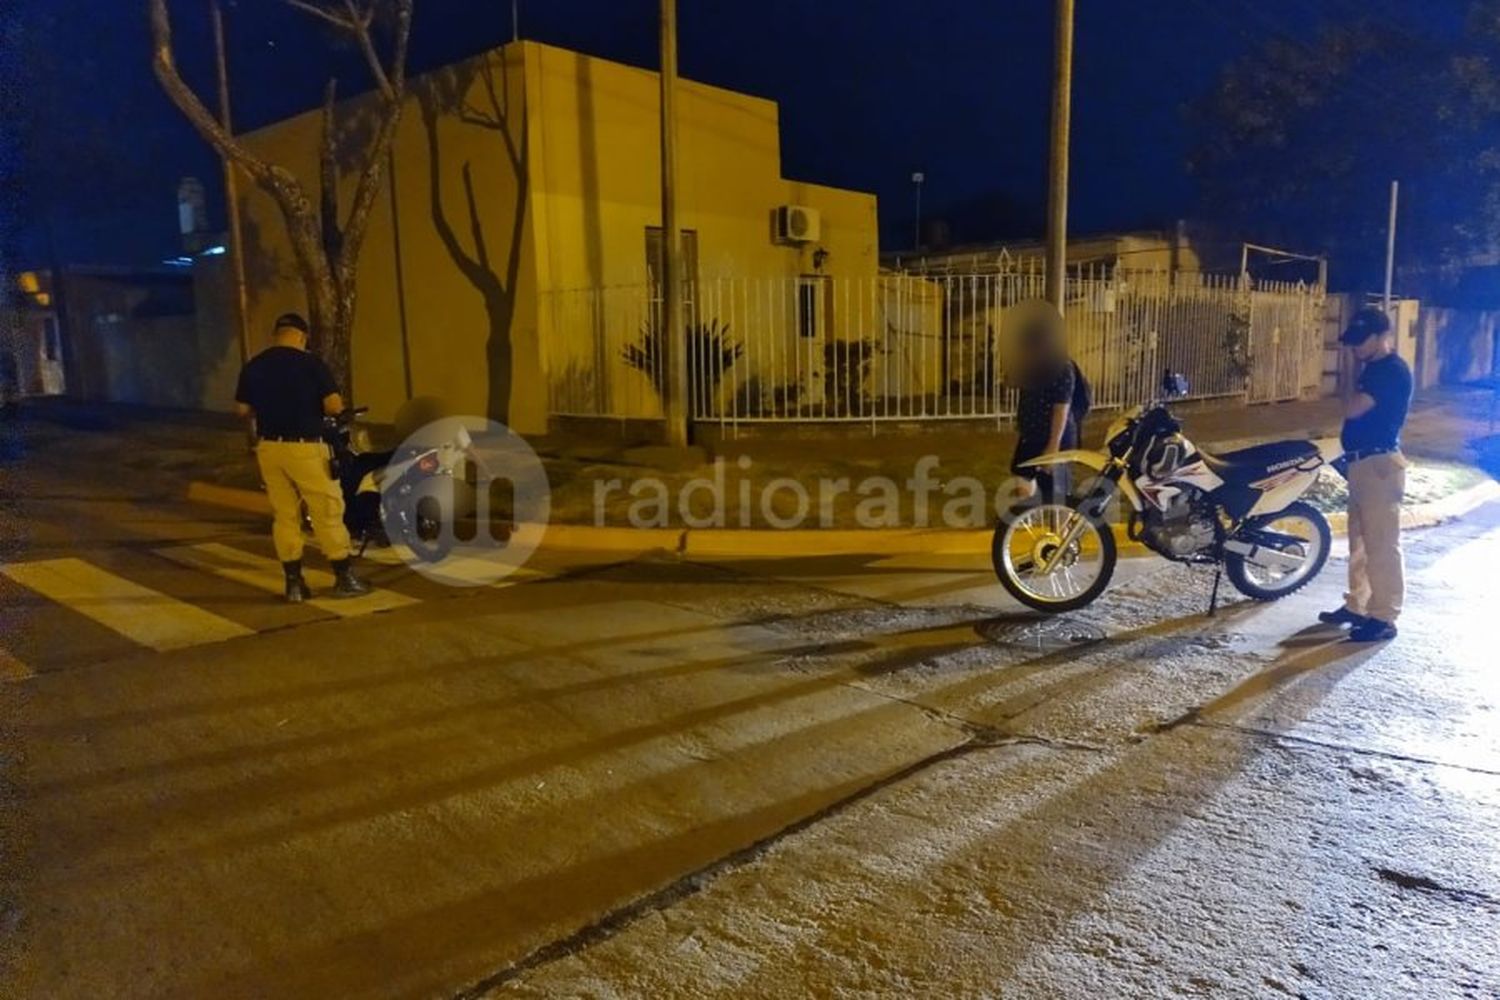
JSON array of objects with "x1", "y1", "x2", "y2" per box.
[
  {"x1": 992, "y1": 373, "x2": 1338, "y2": 614},
  {"x1": 317, "y1": 407, "x2": 472, "y2": 564}
]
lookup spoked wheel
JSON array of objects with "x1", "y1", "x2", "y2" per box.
[
  {"x1": 992, "y1": 499, "x2": 1117, "y2": 613},
  {"x1": 1224, "y1": 500, "x2": 1330, "y2": 601}
]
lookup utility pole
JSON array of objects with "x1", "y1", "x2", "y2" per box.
[
  {"x1": 660, "y1": 0, "x2": 688, "y2": 447},
  {"x1": 212, "y1": 0, "x2": 251, "y2": 367},
  {"x1": 912, "y1": 171, "x2": 925, "y2": 251},
  {"x1": 511, "y1": 0, "x2": 519, "y2": 42},
  {"x1": 1044, "y1": 0, "x2": 1074, "y2": 313},
  {"x1": 1383, "y1": 179, "x2": 1399, "y2": 311}
]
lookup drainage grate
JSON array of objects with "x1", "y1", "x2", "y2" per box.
[{"x1": 976, "y1": 617, "x2": 1107, "y2": 653}]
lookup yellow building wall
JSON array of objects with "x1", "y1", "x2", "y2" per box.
[
  {"x1": 525, "y1": 42, "x2": 878, "y2": 418},
  {"x1": 237, "y1": 40, "x2": 878, "y2": 429}
]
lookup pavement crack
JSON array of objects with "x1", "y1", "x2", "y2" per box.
[
  {"x1": 837, "y1": 678, "x2": 980, "y2": 738},
  {"x1": 1190, "y1": 719, "x2": 1500, "y2": 777}
]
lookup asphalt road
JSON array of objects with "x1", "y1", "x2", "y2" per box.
[{"x1": 2, "y1": 414, "x2": 1497, "y2": 999}]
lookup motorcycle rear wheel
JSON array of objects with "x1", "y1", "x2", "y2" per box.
[{"x1": 1224, "y1": 500, "x2": 1330, "y2": 601}]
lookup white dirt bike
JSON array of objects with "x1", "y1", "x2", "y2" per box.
[{"x1": 992, "y1": 375, "x2": 1339, "y2": 614}]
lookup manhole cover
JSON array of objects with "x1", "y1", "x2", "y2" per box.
[{"x1": 977, "y1": 617, "x2": 1107, "y2": 653}]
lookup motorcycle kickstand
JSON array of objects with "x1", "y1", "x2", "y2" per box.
[{"x1": 1206, "y1": 565, "x2": 1223, "y2": 618}]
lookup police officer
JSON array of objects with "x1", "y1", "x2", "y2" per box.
[
  {"x1": 234, "y1": 313, "x2": 368, "y2": 602},
  {"x1": 1318, "y1": 306, "x2": 1412, "y2": 642}
]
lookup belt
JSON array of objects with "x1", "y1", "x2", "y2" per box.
[
  {"x1": 1345, "y1": 445, "x2": 1398, "y2": 463},
  {"x1": 259, "y1": 435, "x2": 323, "y2": 444}
]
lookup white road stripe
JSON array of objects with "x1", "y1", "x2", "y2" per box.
[
  {"x1": 0, "y1": 558, "x2": 254, "y2": 652},
  {"x1": 1, "y1": 646, "x2": 34, "y2": 682},
  {"x1": 154, "y1": 542, "x2": 418, "y2": 617},
  {"x1": 329, "y1": 540, "x2": 545, "y2": 587}
]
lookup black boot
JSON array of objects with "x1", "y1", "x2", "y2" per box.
[
  {"x1": 282, "y1": 560, "x2": 312, "y2": 603},
  {"x1": 330, "y1": 557, "x2": 370, "y2": 598}
]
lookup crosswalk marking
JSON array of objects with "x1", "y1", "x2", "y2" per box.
[
  {"x1": 1, "y1": 646, "x2": 33, "y2": 682},
  {"x1": 154, "y1": 542, "x2": 419, "y2": 617},
  {"x1": 354, "y1": 542, "x2": 545, "y2": 586},
  {"x1": 0, "y1": 558, "x2": 254, "y2": 652}
]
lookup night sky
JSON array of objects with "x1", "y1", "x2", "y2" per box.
[{"x1": 0, "y1": 0, "x2": 1434, "y2": 270}]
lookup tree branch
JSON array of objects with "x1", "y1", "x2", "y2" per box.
[
  {"x1": 281, "y1": 0, "x2": 355, "y2": 31},
  {"x1": 343, "y1": 0, "x2": 394, "y2": 101},
  {"x1": 150, "y1": 0, "x2": 279, "y2": 189},
  {"x1": 335, "y1": 0, "x2": 413, "y2": 278},
  {"x1": 387, "y1": 0, "x2": 414, "y2": 94}
]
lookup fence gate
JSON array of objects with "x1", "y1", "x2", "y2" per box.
[{"x1": 1247, "y1": 281, "x2": 1313, "y2": 403}]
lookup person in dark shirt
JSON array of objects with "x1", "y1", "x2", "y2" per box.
[
  {"x1": 235, "y1": 313, "x2": 368, "y2": 601},
  {"x1": 1010, "y1": 320, "x2": 1078, "y2": 500},
  {"x1": 1318, "y1": 306, "x2": 1412, "y2": 642}
]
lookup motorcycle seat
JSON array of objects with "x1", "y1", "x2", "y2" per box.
[{"x1": 1200, "y1": 440, "x2": 1321, "y2": 481}]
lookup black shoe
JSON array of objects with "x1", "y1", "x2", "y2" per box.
[
  {"x1": 1348, "y1": 618, "x2": 1398, "y2": 642},
  {"x1": 282, "y1": 560, "x2": 312, "y2": 603},
  {"x1": 1318, "y1": 607, "x2": 1369, "y2": 627},
  {"x1": 330, "y1": 559, "x2": 370, "y2": 598}
]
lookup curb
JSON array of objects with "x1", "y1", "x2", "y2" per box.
[{"x1": 184, "y1": 478, "x2": 1500, "y2": 561}]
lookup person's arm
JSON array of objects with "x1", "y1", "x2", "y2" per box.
[
  {"x1": 1042, "y1": 365, "x2": 1075, "y2": 453},
  {"x1": 1045, "y1": 401, "x2": 1072, "y2": 453},
  {"x1": 1344, "y1": 361, "x2": 1378, "y2": 419},
  {"x1": 313, "y1": 357, "x2": 343, "y2": 417},
  {"x1": 233, "y1": 369, "x2": 257, "y2": 446},
  {"x1": 1344, "y1": 392, "x2": 1377, "y2": 419}
]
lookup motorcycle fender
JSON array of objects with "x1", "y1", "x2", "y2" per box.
[{"x1": 1017, "y1": 449, "x2": 1142, "y2": 511}]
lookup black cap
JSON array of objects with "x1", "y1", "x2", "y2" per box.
[
  {"x1": 1340, "y1": 306, "x2": 1391, "y2": 345},
  {"x1": 273, "y1": 312, "x2": 310, "y2": 335}
]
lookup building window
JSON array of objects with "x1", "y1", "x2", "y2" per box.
[{"x1": 646, "y1": 227, "x2": 699, "y2": 330}]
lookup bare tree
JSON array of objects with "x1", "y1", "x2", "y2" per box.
[{"x1": 149, "y1": 0, "x2": 414, "y2": 394}]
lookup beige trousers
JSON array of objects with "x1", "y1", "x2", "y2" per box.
[
  {"x1": 1344, "y1": 452, "x2": 1406, "y2": 623},
  {"x1": 255, "y1": 440, "x2": 353, "y2": 564}
]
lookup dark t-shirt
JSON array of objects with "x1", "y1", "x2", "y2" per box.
[
  {"x1": 1341, "y1": 353, "x2": 1413, "y2": 453},
  {"x1": 1013, "y1": 362, "x2": 1078, "y2": 467},
  {"x1": 234, "y1": 346, "x2": 338, "y2": 440}
]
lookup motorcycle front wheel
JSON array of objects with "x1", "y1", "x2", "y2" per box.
[{"x1": 992, "y1": 498, "x2": 1117, "y2": 613}]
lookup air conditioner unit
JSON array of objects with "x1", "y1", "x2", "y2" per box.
[{"x1": 774, "y1": 205, "x2": 821, "y2": 244}]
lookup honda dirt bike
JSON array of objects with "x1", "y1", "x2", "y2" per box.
[
  {"x1": 316, "y1": 407, "x2": 473, "y2": 564},
  {"x1": 992, "y1": 374, "x2": 1340, "y2": 614}
]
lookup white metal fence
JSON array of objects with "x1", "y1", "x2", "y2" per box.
[{"x1": 544, "y1": 264, "x2": 1324, "y2": 427}]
